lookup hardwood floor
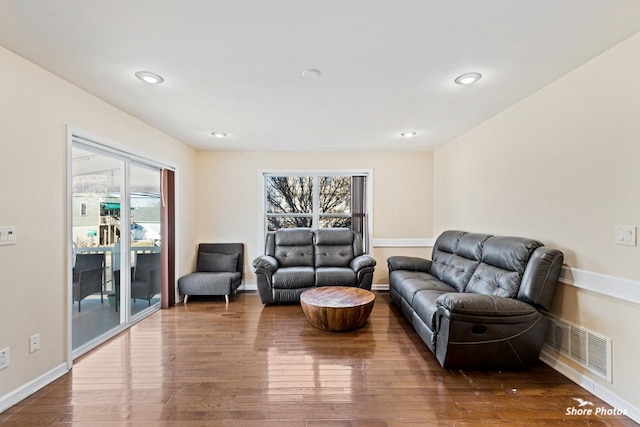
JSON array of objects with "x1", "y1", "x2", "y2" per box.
[{"x1": 1, "y1": 291, "x2": 636, "y2": 426}]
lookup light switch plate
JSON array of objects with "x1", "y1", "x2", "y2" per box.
[
  {"x1": 615, "y1": 225, "x2": 636, "y2": 246},
  {"x1": 0, "y1": 226, "x2": 17, "y2": 246}
]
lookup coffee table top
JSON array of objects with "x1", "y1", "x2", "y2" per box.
[{"x1": 300, "y1": 286, "x2": 375, "y2": 308}]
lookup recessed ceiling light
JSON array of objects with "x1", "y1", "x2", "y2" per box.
[
  {"x1": 454, "y1": 72, "x2": 482, "y2": 85},
  {"x1": 135, "y1": 71, "x2": 164, "y2": 84},
  {"x1": 302, "y1": 69, "x2": 321, "y2": 79},
  {"x1": 400, "y1": 131, "x2": 417, "y2": 138},
  {"x1": 211, "y1": 131, "x2": 227, "y2": 138}
]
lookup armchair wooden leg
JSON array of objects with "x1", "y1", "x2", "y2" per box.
[
  {"x1": 184, "y1": 295, "x2": 189, "y2": 304},
  {"x1": 225, "y1": 295, "x2": 229, "y2": 304}
]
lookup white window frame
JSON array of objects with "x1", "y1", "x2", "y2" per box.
[{"x1": 260, "y1": 169, "x2": 373, "y2": 251}]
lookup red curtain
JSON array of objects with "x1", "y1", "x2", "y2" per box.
[{"x1": 160, "y1": 169, "x2": 176, "y2": 308}]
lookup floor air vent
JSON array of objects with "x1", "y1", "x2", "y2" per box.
[{"x1": 543, "y1": 313, "x2": 612, "y2": 382}]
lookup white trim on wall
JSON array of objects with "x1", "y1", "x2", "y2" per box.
[
  {"x1": 560, "y1": 266, "x2": 640, "y2": 306},
  {"x1": 368, "y1": 236, "x2": 640, "y2": 306}
]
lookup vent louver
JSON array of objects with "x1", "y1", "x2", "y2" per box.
[{"x1": 543, "y1": 313, "x2": 611, "y2": 382}]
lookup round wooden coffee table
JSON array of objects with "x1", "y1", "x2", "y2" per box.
[{"x1": 300, "y1": 286, "x2": 375, "y2": 332}]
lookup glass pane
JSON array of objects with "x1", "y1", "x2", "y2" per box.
[
  {"x1": 319, "y1": 176, "x2": 351, "y2": 214},
  {"x1": 268, "y1": 216, "x2": 312, "y2": 231},
  {"x1": 129, "y1": 164, "x2": 162, "y2": 316},
  {"x1": 266, "y1": 176, "x2": 313, "y2": 214},
  {"x1": 320, "y1": 216, "x2": 352, "y2": 229},
  {"x1": 72, "y1": 146, "x2": 124, "y2": 349}
]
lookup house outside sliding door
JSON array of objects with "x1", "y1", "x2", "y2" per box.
[{"x1": 70, "y1": 138, "x2": 164, "y2": 356}]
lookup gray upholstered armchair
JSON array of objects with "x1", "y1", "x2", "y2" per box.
[
  {"x1": 253, "y1": 228, "x2": 376, "y2": 304},
  {"x1": 178, "y1": 243, "x2": 244, "y2": 303}
]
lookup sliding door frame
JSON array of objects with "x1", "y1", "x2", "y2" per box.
[{"x1": 66, "y1": 127, "x2": 179, "y2": 368}]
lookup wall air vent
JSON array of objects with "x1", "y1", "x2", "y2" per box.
[{"x1": 543, "y1": 313, "x2": 612, "y2": 382}]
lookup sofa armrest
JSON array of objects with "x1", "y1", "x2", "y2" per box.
[
  {"x1": 436, "y1": 293, "x2": 537, "y2": 317},
  {"x1": 252, "y1": 255, "x2": 278, "y2": 272},
  {"x1": 518, "y1": 247, "x2": 564, "y2": 311},
  {"x1": 350, "y1": 255, "x2": 376, "y2": 272},
  {"x1": 434, "y1": 293, "x2": 548, "y2": 370},
  {"x1": 387, "y1": 256, "x2": 431, "y2": 272}
]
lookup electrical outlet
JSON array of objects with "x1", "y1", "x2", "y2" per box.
[
  {"x1": 30, "y1": 334, "x2": 40, "y2": 353},
  {"x1": 0, "y1": 348, "x2": 9, "y2": 369}
]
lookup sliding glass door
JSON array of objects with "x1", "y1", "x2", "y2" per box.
[
  {"x1": 71, "y1": 142, "x2": 163, "y2": 354},
  {"x1": 71, "y1": 146, "x2": 125, "y2": 349},
  {"x1": 129, "y1": 163, "x2": 162, "y2": 317}
]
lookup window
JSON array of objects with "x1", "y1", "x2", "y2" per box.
[
  {"x1": 80, "y1": 202, "x2": 87, "y2": 216},
  {"x1": 263, "y1": 171, "x2": 370, "y2": 249}
]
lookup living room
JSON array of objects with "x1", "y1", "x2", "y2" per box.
[{"x1": 1, "y1": 1, "x2": 639, "y2": 425}]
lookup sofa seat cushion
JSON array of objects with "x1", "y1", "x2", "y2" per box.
[
  {"x1": 390, "y1": 270, "x2": 457, "y2": 305},
  {"x1": 412, "y1": 289, "x2": 452, "y2": 330},
  {"x1": 437, "y1": 293, "x2": 539, "y2": 317},
  {"x1": 315, "y1": 267, "x2": 356, "y2": 287},
  {"x1": 273, "y1": 267, "x2": 315, "y2": 289},
  {"x1": 178, "y1": 272, "x2": 242, "y2": 295}
]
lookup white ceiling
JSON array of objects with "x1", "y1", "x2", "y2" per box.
[{"x1": 1, "y1": 1, "x2": 640, "y2": 152}]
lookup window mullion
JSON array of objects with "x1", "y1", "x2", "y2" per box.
[{"x1": 312, "y1": 175, "x2": 320, "y2": 229}]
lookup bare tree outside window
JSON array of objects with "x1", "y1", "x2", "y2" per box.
[
  {"x1": 266, "y1": 176, "x2": 313, "y2": 230},
  {"x1": 265, "y1": 175, "x2": 352, "y2": 231},
  {"x1": 319, "y1": 176, "x2": 351, "y2": 228}
]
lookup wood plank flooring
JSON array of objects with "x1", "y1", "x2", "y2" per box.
[{"x1": 1, "y1": 291, "x2": 636, "y2": 426}]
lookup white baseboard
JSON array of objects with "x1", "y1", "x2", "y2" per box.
[
  {"x1": 240, "y1": 283, "x2": 257, "y2": 291},
  {"x1": 0, "y1": 363, "x2": 68, "y2": 414},
  {"x1": 540, "y1": 349, "x2": 639, "y2": 424}
]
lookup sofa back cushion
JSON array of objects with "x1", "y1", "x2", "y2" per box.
[
  {"x1": 465, "y1": 236, "x2": 542, "y2": 298},
  {"x1": 314, "y1": 228, "x2": 356, "y2": 267},
  {"x1": 199, "y1": 242, "x2": 244, "y2": 274},
  {"x1": 430, "y1": 231, "x2": 490, "y2": 292},
  {"x1": 273, "y1": 228, "x2": 314, "y2": 267},
  {"x1": 197, "y1": 252, "x2": 238, "y2": 273}
]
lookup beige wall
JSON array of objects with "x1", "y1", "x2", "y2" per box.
[
  {"x1": 0, "y1": 46, "x2": 198, "y2": 398},
  {"x1": 434, "y1": 33, "x2": 640, "y2": 412},
  {"x1": 196, "y1": 151, "x2": 433, "y2": 285}
]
